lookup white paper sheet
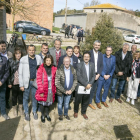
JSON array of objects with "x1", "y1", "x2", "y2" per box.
[{"x1": 77, "y1": 86, "x2": 91, "y2": 94}]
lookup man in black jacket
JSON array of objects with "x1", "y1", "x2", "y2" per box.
[
  {"x1": 110, "y1": 43, "x2": 132, "y2": 103},
  {"x1": 0, "y1": 53, "x2": 10, "y2": 120}
]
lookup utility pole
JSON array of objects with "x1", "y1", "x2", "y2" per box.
[{"x1": 65, "y1": 0, "x2": 67, "y2": 24}]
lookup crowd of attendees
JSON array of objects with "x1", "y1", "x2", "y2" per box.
[{"x1": 0, "y1": 39, "x2": 139, "y2": 123}]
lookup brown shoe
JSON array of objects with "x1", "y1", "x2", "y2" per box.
[
  {"x1": 81, "y1": 114, "x2": 88, "y2": 120},
  {"x1": 109, "y1": 98, "x2": 114, "y2": 103},
  {"x1": 116, "y1": 98, "x2": 122, "y2": 103},
  {"x1": 88, "y1": 104, "x2": 96, "y2": 110},
  {"x1": 101, "y1": 102, "x2": 109, "y2": 107},
  {"x1": 74, "y1": 112, "x2": 78, "y2": 118},
  {"x1": 96, "y1": 103, "x2": 102, "y2": 109}
]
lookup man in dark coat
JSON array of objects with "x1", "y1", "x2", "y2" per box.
[
  {"x1": 65, "y1": 25, "x2": 72, "y2": 38},
  {"x1": 110, "y1": 43, "x2": 132, "y2": 103}
]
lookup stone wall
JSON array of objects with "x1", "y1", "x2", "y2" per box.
[
  {"x1": 0, "y1": 6, "x2": 6, "y2": 41},
  {"x1": 6, "y1": 0, "x2": 54, "y2": 31}
]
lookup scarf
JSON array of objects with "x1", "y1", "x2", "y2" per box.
[{"x1": 132, "y1": 59, "x2": 140, "y2": 79}]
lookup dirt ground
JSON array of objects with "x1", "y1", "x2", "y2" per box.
[{"x1": 0, "y1": 90, "x2": 140, "y2": 140}]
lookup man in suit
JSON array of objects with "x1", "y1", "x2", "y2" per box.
[
  {"x1": 74, "y1": 51, "x2": 95, "y2": 120},
  {"x1": 110, "y1": 43, "x2": 132, "y2": 103},
  {"x1": 95, "y1": 46, "x2": 116, "y2": 108},
  {"x1": 89, "y1": 40, "x2": 103, "y2": 109},
  {"x1": 49, "y1": 39, "x2": 66, "y2": 67},
  {"x1": 19, "y1": 45, "x2": 42, "y2": 121},
  {"x1": 58, "y1": 46, "x2": 78, "y2": 69}
]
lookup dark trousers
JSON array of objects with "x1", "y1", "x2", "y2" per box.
[
  {"x1": 0, "y1": 83, "x2": 6, "y2": 115},
  {"x1": 6, "y1": 85, "x2": 10, "y2": 105},
  {"x1": 78, "y1": 37, "x2": 81, "y2": 45},
  {"x1": 39, "y1": 104, "x2": 49, "y2": 116},
  {"x1": 12, "y1": 85, "x2": 23, "y2": 106},
  {"x1": 137, "y1": 84, "x2": 140, "y2": 97},
  {"x1": 74, "y1": 92, "x2": 90, "y2": 114},
  {"x1": 65, "y1": 33, "x2": 69, "y2": 38},
  {"x1": 89, "y1": 79, "x2": 98, "y2": 104}
]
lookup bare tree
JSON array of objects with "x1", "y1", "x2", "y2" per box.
[
  {"x1": 84, "y1": 0, "x2": 100, "y2": 7},
  {"x1": 0, "y1": 0, "x2": 40, "y2": 31}
]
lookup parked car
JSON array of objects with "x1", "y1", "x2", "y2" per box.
[
  {"x1": 123, "y1": 34, "x2": 140, "y2": 44},
  {"x1": 14, "y1": 21, "x2": 51, "y2": 36}
]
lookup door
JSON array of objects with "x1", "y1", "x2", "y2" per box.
[{"x1": 31, "y1": 23, "x2": 41, "y2": 34}]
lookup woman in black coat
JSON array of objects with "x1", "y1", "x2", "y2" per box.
[
  {"x1": 8, "y1": 47, "x2": 23, "y2": 117},
  {"x1": 73, "y1": 45, "x2": 83, "y2": 63}
]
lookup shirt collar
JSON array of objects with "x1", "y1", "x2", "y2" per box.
[
  {"x1": 64, "y1": 66, "x2": 70, "y2": 70},
  {"x1": 105, "y1": 54, "x2": 111, "y2": 58},
  {"x1": 93, "y1": 49, "x2": 98, "y2": 54},
  {"x1": 84, "y1": 62, "x2": 89, "y2": 66}
]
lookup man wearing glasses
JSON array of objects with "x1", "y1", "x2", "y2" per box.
[{"x1": 95, "y1": 46, "x2": 116, "y2": 108}]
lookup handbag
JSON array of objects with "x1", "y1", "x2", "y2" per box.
[{"x1": 32, "y1": 73, "x2": 44, "y2": 89}]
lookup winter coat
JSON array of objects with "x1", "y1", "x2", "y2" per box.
[
  {"x1": 72, "y1": 28, "x2": 78, "y2": 35},
  {"x1": 8, "y1": 58, "x2": 20, "y2": 85},
  {"x1": 0, "y1": 54, "x2": 9, "y2": 84},
  {"x1": 35, "y1": 64, "x2": 57, "y2": 102},
  {"x1": 55, "y1": 64, "x2": 77, "y2": 96},
  {"x1": 113, "y1": 49, "x2": 132, "y2": 79}
]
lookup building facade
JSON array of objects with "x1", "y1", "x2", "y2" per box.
[{"x1": 6, "y1": 0, "x2": 54, "y2": 31}]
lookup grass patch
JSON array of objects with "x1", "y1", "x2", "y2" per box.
[
  {"x1": 6, "y1": 30, "x2": 22, "y2": 35},
  {"x1": 52, "y1": 27, "x2": 60, "y2": 32}
]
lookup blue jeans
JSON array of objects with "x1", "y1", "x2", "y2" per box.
[
  {"x1": 89, "y1": 79, "x2": 98, "y2": 104},
  {"x1": 0, "y1": 83, "x2": 6, "y2": 115},
  {"x1": 23, "y1": 81, "x2": 37, "y2": 114},
  {"x1": 57, "y1": 94, "x2": 71, "y2": 116},
  {"x1": 110, "y1": 78, "x2": 125, "y2": 99},
  {"x1": 96, "y1": 78, "x2": 112, "y2": 103}
]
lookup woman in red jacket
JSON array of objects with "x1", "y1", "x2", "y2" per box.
[{"x1": 35, "y1": 55, "x2": 57, "y2": 123}]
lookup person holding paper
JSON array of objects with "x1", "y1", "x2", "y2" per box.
[
  {"x1": 55, "y1": 56, "x2": 77, "y2": 121},
  {"x1": 74, "y1": 52, "x2": 95, "y2": 120},
  {"x1": 95, "y1": 46, "x2": 116, "y2": 108}
]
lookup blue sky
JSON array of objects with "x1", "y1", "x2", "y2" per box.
[{"x1": 54, "y1": 0, "x2": 140, "y2": 12}]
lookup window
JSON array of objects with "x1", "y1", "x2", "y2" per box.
[{"x1": 101, "y1": 10, "x2": 103, "y2": 12}]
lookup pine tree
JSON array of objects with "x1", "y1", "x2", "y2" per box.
[{"x1": 81, "y1": 13, "x2": 124, "y2": 54}]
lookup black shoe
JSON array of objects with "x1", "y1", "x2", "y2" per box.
[
  {"x1": 59, "y1": 115, "x2": 63, "y2": 121},
  {"x1": 68, "y1": 105, "x2": 71, "y2": 110},
  {"x1": 64, "y1": 115, "x2": 70, "y2": 120},
  {"x1": 45, "y1": 115, "x2": 51, "y2": 122},
  {"x1": 6, "y1": 103, "x2": 10, "y2": 109},
  {"x1": 41, "y1": 116, "x2": 45, "y2": 123},
  {"x1": 25, "y1": 114, "x2": 30, "y2": 121}
]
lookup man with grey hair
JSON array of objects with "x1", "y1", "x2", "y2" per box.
[
  {"x1": 110, "y1": 43, "x2": 132, "y2": 103},
  {"x1": 55, "y1": 56, "x2": 77, "y2": 121},
  {"x1": 49, "y1": 39, "x2": 66, "y2": 67},
  {"x1": 89, "y1": 40, "x2": 103, "y2": 109},
  {"x1": 19, "y1": 45, "x2": 42, "y2": 121},
  {"x1": 95, "y1": 46, "x2": 116, "y2": 108}
]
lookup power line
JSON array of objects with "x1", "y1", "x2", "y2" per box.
[{"x1": 76, "y1": 0, "x2": 84, "y2": 5}]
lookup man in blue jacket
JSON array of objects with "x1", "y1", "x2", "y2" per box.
[
  {"x1": 95, "y1": 46, "x2": 116, "y2": 108},
  {"x1": 89, "y1": 40, "x2": 103, "y2": 109},
  {"x1": 0, "y1": 53, "x2": 10, "y2": 120}
]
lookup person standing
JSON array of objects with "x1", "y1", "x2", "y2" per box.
[
  {"x1": 77, "y1": 28, "x2": 82, "y2": 45},
  {"x1": 38, "y1": 43, "x2": 50, "y2": 62},
  {"x1": 58, "y1": 46, "x2": 78, "y2": 69},
  {"x1": 74, "y1": 52, "x2": 95, "y2": 120},
  {"x1": 19, "y1": 45, "x2": 42, "y2": 121},
  {"x1": 0, "y1": 52, "x2": 10, "y2": 120},
  {"x1": 0, "y1": 40, "x2": 13, "y2": 109},
  {"x1": 88, "y1": 40, "x2": 103, "y2": 109},
  {"x1": 35, "y1": 55, "x2": 57, "y2": 123},
  {"x1": 73, "y1": 45, "x2": 83, "y2": 63},
  {"x1": 72, "y1": 26, "x2": 78, "y2": 40},
  {"x1": 126, "y1": 51, "x2": 140, "y2": 105},
  {"x1": 110, "y1": 43, "x2": 132, "y2": 103},
  {"x1": 95, "y1": 47, "x2": 116, "y2": 108},
  {"x1": 8, "y1": 47, "x2": 24, "y2": 117},
  {"x1": 81, "y1": 27, "x2": 84, "y2": 42},
  {"x1": 49, "y1": 39, "x2": 66, "y2": 67},
  {"x1": 55, "y1": 57, "x2": 77, "y2": 121}
]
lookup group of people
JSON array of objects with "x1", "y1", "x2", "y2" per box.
[
  {"x1": 0, "y1": 39, "x2": 139, "y2": 123},
  {"x1": 65, "y1": 25, "x2": 84, "y2": 45}
]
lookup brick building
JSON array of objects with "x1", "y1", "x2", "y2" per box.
[{"x1": 6, "y1": 0, "x2": 54, "y2": 32}]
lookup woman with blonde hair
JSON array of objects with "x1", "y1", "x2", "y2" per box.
[{"x1": 126, "y1": 51, "x2": 140, "y2": 105}]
